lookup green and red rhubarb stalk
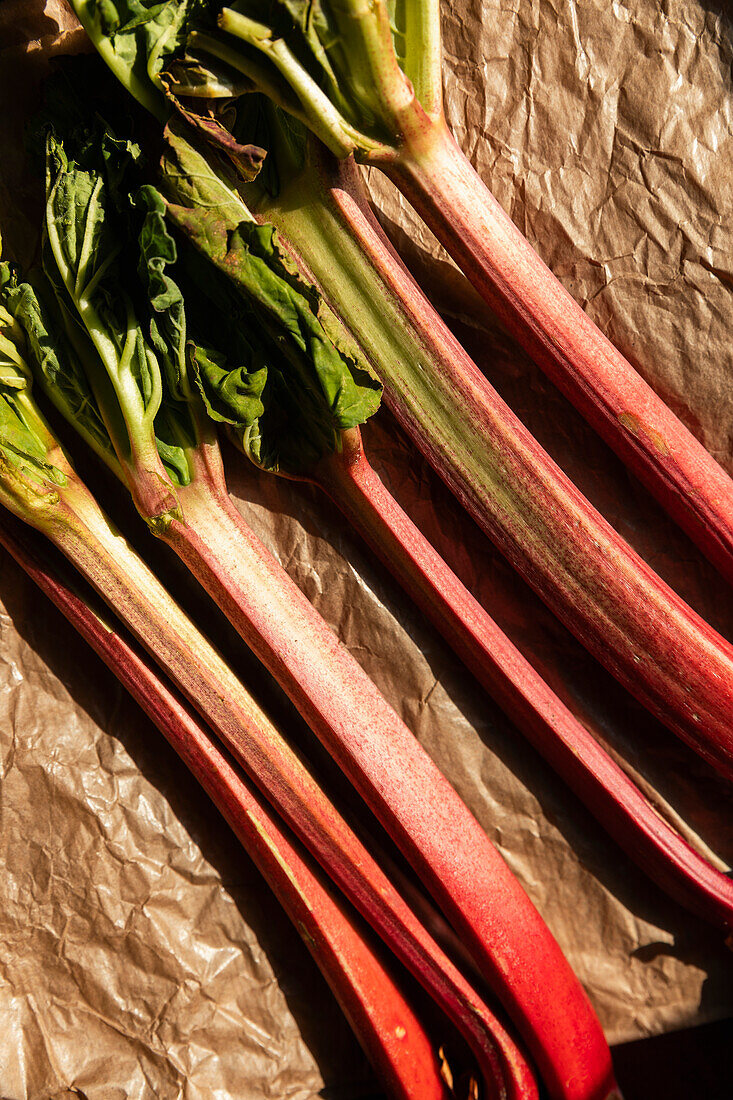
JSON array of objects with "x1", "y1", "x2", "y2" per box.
[
  {"x1": 66, "y1": 0, "x2": 733, "y2": 781},
  {"x1": 0, "y1": 513, "x2": 449, "y2": 1100},
  {"x1": 77, "y1": 7, "x2": 733, "y2": 782},
  {"x1": 152, "y1": 119, "x2": 733, "y2": 786},
  {"x1": 0, "y1": 294, "x2": 538, "y2": 1099},
  {"x1": 313, "y1": 430, "x2": 733, "y2": 932}
]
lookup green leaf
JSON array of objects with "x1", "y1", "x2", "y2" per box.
[
  {"x1": 70, "y1": 0, "x2": 193, "y2": 118},
  {"x1": 161, "y1": 129, "x2": 381, "y2": 473},
  {"x1": 134, "y1": 184, "x2": 188, "y2": 397},
  {"x1": 0, "y1": 380, "x2": 65, "y2": 492},
  {"x1": 42, "y1": 124, "x2": 194, "y2": 515},
  {"x1": 132, "y1": 184, "x2": 222, "y2": 488},
  {"x1": 43, "y1": 127, "x2": 160, "y2": 431},
  {"x1": 153, "y1": 396, "x2": 199, "y2": 485},
  {"x1": 0, "y1": 262, "x2": 116, "y2": 474},
  {"x1": 69, "y1": 0, "x2": 270, "y2": 179},
  {"x1": 189, "y1": 342, "x2": 267, "y2": 427},
  {"x1": 159, "y1": 117, "x2": 253, "y2": 226}
]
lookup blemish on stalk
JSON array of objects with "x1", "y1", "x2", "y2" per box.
[
  {"x1": 297, "y1": 921, "x2": 317, "y2": 948},
  {"x1": 647, "y1": 426, "x2": 671, "y2": 455},
  {"x1": 146, "y1": 505, "x2": 184, "y2": 535},
  {"x1": 618, "y1": 412, "x2": 670, "y2": 455},
  {"x1": 438, "y1": 1046, "x2": 454, "y2": 1091}
]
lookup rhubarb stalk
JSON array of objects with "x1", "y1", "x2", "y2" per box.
[
  {"x1": 67, "y1": 0, "x2": 733, "y2": 773},
  {"x1": 146, "y1": 118, "x2": 733, "y2": 787},
  {"x1": 0, "y1": 298, "x2": 538, "y2": 1099},
  {"x1": 0, "y1": 512, "x2": 450, "y2": 1100},
  {"x1": 384, "y1": 124, "x2": 733, "y2": 583}
]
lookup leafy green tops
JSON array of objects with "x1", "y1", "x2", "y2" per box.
[
  {"x1": 25, "y1": 77, "x2": 380, "y2": 500},
  {"x1": 70, "y1": 0, "x2": 443, "y2": 162},
  {"x1": 0, "y1": 269, "x2": 73, "y2": 520},
  {"x1": 41, "y1": 123, "x2": 199, "y2": 516},
  {"x1": 160, "y1": 124, "x2": 381, "y2": 473}
]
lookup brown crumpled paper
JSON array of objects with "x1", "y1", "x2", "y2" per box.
[{"x1": 1, "y1": 0, "x2": 733, "y2": 1096}]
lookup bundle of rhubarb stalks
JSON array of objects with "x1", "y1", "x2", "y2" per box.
[{"x1": 1, "y1": 0, "x2": 732, "y2": 1096}]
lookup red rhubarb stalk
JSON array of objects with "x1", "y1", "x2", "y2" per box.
[
  {"x1": 158, "y1": 438, "x2": 613, "y2": 1100},
  {"x1": 383, "y1": 121, "x2": 733, "y2": 584},
  {"x1": 148, "y1": 113, "x2": 733, "y2": 930},
  {"x1": 243, "y1": 147, "x2": 733, "y2": 782},
  {"x1": 69, "y1": 0, "x2": 733, "y2": 774},
  {"x1": 47, "y1": 499, "x2": 539, "y2": 1099},
  {"x1": 314, "y1": 429, "x2": 733, "y2": 932},
  {"x1": 21, "y1": 122, "x2": 616, "y2": 1097},
  {"x1": 0, "y1": 512, "x2": 449, "y2": 1100}
]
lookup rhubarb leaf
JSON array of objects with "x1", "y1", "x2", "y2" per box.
[
  {"x1": 0, "y1": 362, "x2": 63, "y2": 490},
  {"x1": 0, "y1": 263, "x2": 118, "y2": 474},
  {"x1": 0, "y1": 389, "x2": 66, "y2": 502},
  {"x1": 188, "y1": 342, "x2": 267, "y2": 428},
  {"x1": 132, "y1": 183, "x2": 213, "y2": 487},
  {"x1": 161, "y1": 128, "x2": 381, "y2": 473},
  {"x1": 69, "y1": 0, "x2": 192, "y2": 118},
  {"x1": 75, "y1": 0, "x2": 425, "y2": 159},
  {"x1": 134, "y1": 183, "x2": 188, "y2": 397},
  {"x1": 43, "y1": 127, "x2": 160, "y2": 429},
  {"x1": 159, "y1": 118, "x2": 254, "y2": 223},
  {"x1": 41, "y1": 121, "x2": 197, "y2": 514}
]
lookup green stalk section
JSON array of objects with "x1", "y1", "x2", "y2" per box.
[
  {"x1": 400, "y1": 0, "x2": 443, "y2": 115},
  {"x1": 244, "y1": 144, "x2": 733, "y2": 780}
]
